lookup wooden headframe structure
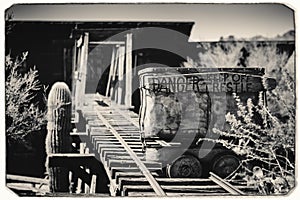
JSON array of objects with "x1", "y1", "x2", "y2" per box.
[{"x1": 72, "y1": 32, "x2": 133, "y2": 111}]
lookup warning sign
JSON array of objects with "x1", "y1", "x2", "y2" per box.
[{"x1": 147, "y1": 73, "x2": 263, "y2": 93}]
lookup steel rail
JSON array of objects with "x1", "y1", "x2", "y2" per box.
[
  {"x1": 96, "y1": 108, "x2": 166, "y2": 196},
  {"x1": 95, "y1": 93, "x2": 140, "y2": 128},
  {"x1": 209, "y1": 172, "x2": 245, "y2": 195}
]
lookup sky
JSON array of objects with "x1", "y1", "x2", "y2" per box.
[
  {"x1": 0, "y1": 3, "x2": 298, "y2": 198},
  {"x1": 5, "y1": 3, "x2": 295, "y2": 42}
]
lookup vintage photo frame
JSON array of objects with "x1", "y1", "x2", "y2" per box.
[{"x1": 3, "y1": 1, "x2": 297, "y2": 197}]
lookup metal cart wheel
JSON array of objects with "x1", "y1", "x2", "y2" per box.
[
  {"x1": 167, "y1": 154, "x2": 202, "y2": 178},
  {"x1": 211, "y1": 154, "x2": 240, "y2": 178}
]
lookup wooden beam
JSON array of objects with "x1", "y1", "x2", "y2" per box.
[
  {"x1": 89, "y1": 41, "x2": 125, "y2": 45},
  {"x1": 71, "y1": 40, "x2": 77, "y2": 111},
  {"x1": 7, "y1": 183, "x2": 48, "y2": 193},
  {"x1": 73, "y1": 46, "x2": 81, "y2": 111},
  {"x1": 46, "y1": 193, "x2": 109, "y2": 197},
  {"x1": 75, "y1": 32, "x2": 89, "y2": 109},
  {"x1": 84, "y1": 147, "x2": 90, "y2": 194},
  {"x1": 105, "y1": 47, "x2": 116, "y2": 97},
  {"x1": 69, "y1": 166, "x2": 92, "y2": 186},
  {"x1": 89, "y1": 175, "x2": 97, "y2": 194},
  {"x1": 6, "y1": 174, "x2": 48, "y2": 185},
  {"x1": 47, "y1": 153, "x2": 96, "y2": 168},
  {"x1": 117, "y1": 46, "x2": 125, "y2": 105},
  {"x1": 209, "y1": 172, "x2": 245, "y2": 195},
  {"x1": 125, "y1": 33, "x2": 132, "y2": 107},
  {"x1": 110, "y1": 47, "x2": 119, "y2": 102}
]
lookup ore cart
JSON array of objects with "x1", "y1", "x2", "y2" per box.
[{"x1": 138, "y1": 67, "x2": 276, "y2": 178}]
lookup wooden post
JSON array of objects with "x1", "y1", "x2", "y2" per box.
[
  {"x1": 75, "y1": 32, "x2": 89, "y2": 109},
  {"x1": 106, "y1": 47, "x2": 116, "y2": 97},
  {"x1": 71, "y1": 41, "x2": 78, "y2": 113},
  {"x1": 89, "y1": 175, "x2": 97, "y2": 194},
  {"x1": 125, "y1": 33, "x2": 133, "y2": 107},
  {"x1": 84, "y1": 147, "x2": 90, "y2": 194},
  {"x1": 76, "y1": 143, "x2": 86, "y2": 194},
  {"x1": 117, "y1": 46, "x2": 125, "y2": 105},
  {"x1": 110, "y1": 46, "x2": 119, "y2": 102}
]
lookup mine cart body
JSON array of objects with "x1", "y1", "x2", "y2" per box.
[{"x1": 138, "y1": 67, "x2": 276, "y2": 178}]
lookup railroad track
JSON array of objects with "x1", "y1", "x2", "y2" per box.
[{"x1": 79, "y1": 94, "x2": 255, "y2": 196}]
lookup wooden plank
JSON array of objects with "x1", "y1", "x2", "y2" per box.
[
  {"x1": 108, "y1": 160, "x2": 161, "y2": 169},
  {"x1": 69, "y1": 166, "x2": 92, "y2": 186},
  {"x1": 209, "y1": 172, "x2": 245, "y2": 195},
  {"x1": 104, "y1": 152, "x2": 143, "y2": 161},
  {"x1": 73, "y1": 46, "x2": 81, "y2": 111},
  {"x1": 122, "y1": 184, "x2": 226, "y2": 191},
  {"x1": 84, "y1": 148, "x2": 90, "y2": 194},
  {"x1": 106, "y1": 47, "x2": 116, "y2": 97},
  {"x1": 109, "y1": 121, "x2": 136, "y2": 126},
  {"x1": 47, "y1": 153, "x2": 96, "y2": 168},
  {"x1": 111, "y1": 167, "x2": 162, "y2": 179},
  {"x1": 115, "y1": 110, "x2": 139, "y2": 128},
  {"x1": 46, "y1": 193, "x2": 109, "y2": 197},
  {"x1": 92, "y1": 137, "x2": 140, "y2": 142},
  {"x1": 99, "y1": 147, "x2": 144, "y2": 157},
  {"x1": 125, "y1": 33, "x2": 132, "y2": 107},
  {"x1": 7, "y1": 183, "x2": 48, "y2": 193},
  {"x1": 106, "y1": 155, "x2": 145, "y2": 162},
  {"x1": 155, "y1": 140, "x2": 171, "y2": 147},
  {"x1": 76, "y1": 177, "x2": 82, "y2": 194},
  {"x1": 127, "y1": 191, "x2": 231, "y2": 197},
  {"x1": 112, "y1": 127, "x2": 139, "y2": 131},
  {"x1": 70, "y1": 132, "x2": 89, "y2": 137},
  {"x1": 89, "y1": 41, "x2": 125, "y2": 45},
  {"x1": 115, "y1": 172, "x2": 159, "y2": 184},
  {"x1": 117, "y1": 46, "x2": 125, "y2": 105},
  {"x1": 110, "y1": 46, "x2": 119, "y2": 101},
  {"x1": 112, "y1": 130, "x2": 140, "y2": 133},
  {"x1": 71, "y1": 40, "x2": 77, "y2": 113},
  {"x1": 119, "y1": 177, "x2": 214, "y2": 186},
  {"x1": 122, "y1": 185, "x2": 228, "y2": 196},
  {"x1": 96, "y1": 141, "x2": 142, "y2": 146},
  {"x1": 75, "y1": 32, "x2": 89, "y2": 109},
  {"x1": 97, "y1": 143, "x2": 142, "y2": 150},
  {"x1": 6, "y1": 174, "x2": 48, "y2": 185},
  {"x1": 63, "y1": 48, "x2": 67, "y2": 81},
  {"x1": 89, "y1": 175, "x2": 97, "y2": 194}
]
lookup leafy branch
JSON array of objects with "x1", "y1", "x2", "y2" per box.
[
  {"x1": 198, "y1": 93, "x2": 295, "y2": 194},
  {"x1": 6, "y1": 52, "x2": 47, "y2": 146}
]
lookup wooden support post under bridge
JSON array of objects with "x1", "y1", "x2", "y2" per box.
[
  {"x1": 125, "y1": 33, "x2": 132, "y2": 107},
  {"x1": 74, "y1": 32, "x2": 89, "y2": 110}
]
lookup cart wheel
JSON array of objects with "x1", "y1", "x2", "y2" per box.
[
  {"x1": 211, "y1": 154, "x2": 240, "y2": 178},
  {"x1": 167, "y1": 155, "x2": 202, "y2": 178}
]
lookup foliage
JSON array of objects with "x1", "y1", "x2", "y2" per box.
[
  {"x1": 202, "y1": 93, "x2": 295, "y2": 194},
  {"x1": 192, "y1": 41, "x2": 295, "y2": 124},
  {"x1": 193, "y1": 41, "x2": 295, "y2": 194},
  {"x1": 5, "y1": 52, "x2": 47, "y2": 147},
  {"x1": 198, "y1": 42, "x2": 245, "y2": 67}
]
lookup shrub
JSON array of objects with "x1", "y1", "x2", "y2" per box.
[
  {"x1": 5, "y1": 52, "x2": 47, "y2": 148},
  {"x1": 201, "y1": 93, "x2": 294, "y2": 194},
  {"x1": 194, "y1": 42, "x2": 295, "y2": 194}
]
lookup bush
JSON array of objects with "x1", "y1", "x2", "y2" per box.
[
  {"x1": 202, "y1": 93, "x2": 294, "y2": 194},
  {"x1": 5, "y1": 52, "x2": 47, "y2": 149},
  {"x1": 194, "y1": 42, "x2": 295, "y2": 194}
]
